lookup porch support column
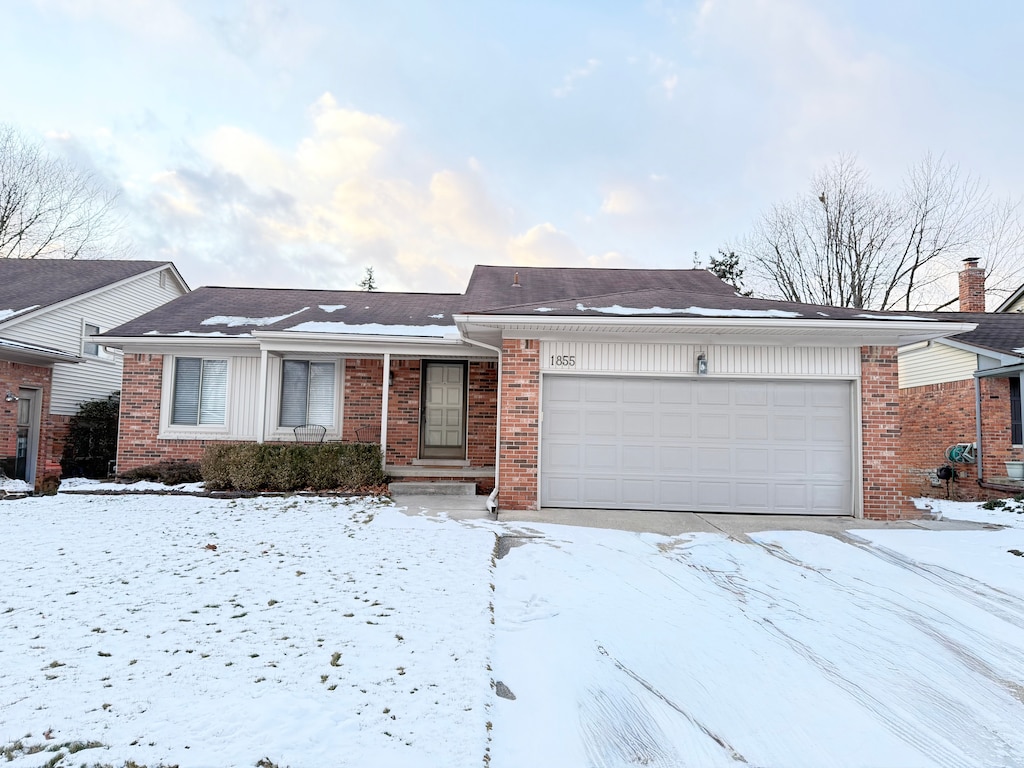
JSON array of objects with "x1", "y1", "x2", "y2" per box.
[
  {"x1": 974, "y1": 374, "x2": 983, "y2": 479},
  {"x1": 256, "y1": 348, "x2": 269, "y2": 444},
  {"x1": 380, "y1": 352, "x2": 390, "y2": 470}
]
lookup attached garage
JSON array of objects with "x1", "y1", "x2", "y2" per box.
[{"x1": 541, "y1": 375, "x2": 854, "y2": 515}]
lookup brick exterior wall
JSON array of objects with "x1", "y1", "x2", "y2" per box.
[
  {"x1": 117, "y1": 353, "x2": 213, "y2": 471},
  {"x1": 861, "y1": 346, "x2": 920, "y2": 520},
  {"x1": 0, "y1": 359, "x2": 61, "y2": 486},
  {"x1": 497, "y1": 338, "x2": 540, "y2": 511},
  {"x1": 116, "y1": 353, "x2": 498, "y2": 478},
  {"x1": 901, "y1": 376, "x2": 1021, "y2": 501}
]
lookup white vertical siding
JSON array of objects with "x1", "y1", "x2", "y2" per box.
[
  {"x1": 898, "y1": 342, "x2": 978, "y2": 389},
  {"x1": 540, "y1": 341, "x2": 860, "y2": 377},
  {"x1": 2, "y1": 269, "x2": 185, "y2": 415}
]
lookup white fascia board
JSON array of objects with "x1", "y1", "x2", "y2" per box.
[
  {"x1": 454, "y1": 314, "x2": 976, "y2": 347},
  {"x1": 100, "y1": 335, "x2": 261, "y2": 356},
  {"x1": 0, "y1": 338, "x2": 81, "y2": 364},
  {"x1": 0, "y1": 263, "x2": 187, "y2": 330},
  {"x1": 252, "y1": 330, "x2": 496, "y2": 358}
]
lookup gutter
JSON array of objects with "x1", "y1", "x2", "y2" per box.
[{"x1": 459, "y1": 335, "x2": 502, "y2": 516}]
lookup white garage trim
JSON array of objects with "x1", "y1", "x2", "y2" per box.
[{"x1": 540, "y1": 374, "x2": 856, "y2": 515}]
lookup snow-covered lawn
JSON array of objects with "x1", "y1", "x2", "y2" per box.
[
  {"x1": 1, "y1": 493, "x2": 496, "y2": 767},
  {"x1": 2, "y1": 490, "x2": 1023, "y2": 767}
]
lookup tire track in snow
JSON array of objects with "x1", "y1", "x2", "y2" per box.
[
  {"x1": 741, "y1": 537, "x2": 1024, "y2": 768},
  {"x1": 838, "y1": 533, "x2": 1024, "y2": 631},
  {"x1": 594, "y1": 645, "x2": 749, "y2": 765},
  {"x1": 660, "y1": 539, "x2": 1021, "y2": 768}
]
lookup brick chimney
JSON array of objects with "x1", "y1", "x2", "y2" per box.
[{"x1": 958, "y1": 257, "x2": 986, "y2": 312}]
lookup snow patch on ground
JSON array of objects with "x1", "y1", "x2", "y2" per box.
[
  {"x1": 0, "y1": 476, "x2": 32, "y2": 492},
  {"x1": 58, "y1": 477, "x2": 206, "y2": 493}
]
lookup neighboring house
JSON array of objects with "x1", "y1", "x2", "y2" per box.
[
  {"x1": 899, "y1": 258, "x2": 1024, "y2": 498},
  {"x1": 104, "y1": 265, "x2": 968, "y2": 520},
  {"x1": 0, "y1": 259, "x2": 189, "y2": 487}
]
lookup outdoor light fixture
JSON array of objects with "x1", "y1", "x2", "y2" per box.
[
  {"x1": 696, "y1": 353, "x2": 708, "y2": 376},
  {"x1": 5, "y1": 391, "x2": 19, "y2": 402}
]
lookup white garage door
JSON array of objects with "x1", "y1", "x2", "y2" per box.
[{"x1": 541, "y1": 376, "x2": 853, "y2": 515}]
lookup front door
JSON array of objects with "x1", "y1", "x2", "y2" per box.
[
  {"x1": 420, "y1": 362, "x2": 467, "y2": 459},
  {"x1": 14, "y1": 389, "x2": 39, "y2": 484}
]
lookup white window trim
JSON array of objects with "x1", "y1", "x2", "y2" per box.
[
  {"x1": 266, "y1": 356, "x2": 345, "y2": 441},
  {"x1": 81, "y1": 320, "x2": 116, "y2": 362},
  {"x1": 159, "y1": 354, "x2": 232, "y2": 438}
]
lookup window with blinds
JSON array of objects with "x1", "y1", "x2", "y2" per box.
[
  {"x1": 171, "y1": 358, "x2": 228, "y2": 426},
  {"x1": 280, "y1": 360, "x2": 335, "y2": 427}
]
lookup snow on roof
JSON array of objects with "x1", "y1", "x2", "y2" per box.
[
  {"x1": 577, "y1": 303, "x2": 803, "y2": 319},
  {"x1": 0, "y1": 305, "x2": 40, "y2": 322},
  {"x1": 854, "y1": 313, "x2": 937, "y2": 321},
  {"x1": 143, "y1": 330, "x2": 242, "y2": 337},
  {"x1": 201, "y1": 308, "x2": 309, "y2": 327},
  {"x1": 287, "y1": 321, "x2": 459, "y2": 337},
  {"x1": 319, "y1": 304, "x2": 347, "y2": 313}
]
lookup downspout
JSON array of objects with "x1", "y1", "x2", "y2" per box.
[
  {"x1": 460, "y1": 336, "x2": 502, "y2": 515},
  {"x1": 256, "y1": 348, "x2": 269, "y2": 444},
  {"x1": 381, "y1": 352, "x2": 391, "y2": 472},
  {"x1": 975, "y1": 374, "x2": 983, "y2": 480}
]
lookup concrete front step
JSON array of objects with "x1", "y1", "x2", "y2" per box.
[{"x1": 388, "y1": 481, "x2": 477, "y2": 496}]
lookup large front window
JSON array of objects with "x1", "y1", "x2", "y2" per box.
[
  {"x1": 172, "y1": 358, "x2": 227, "y2": 426},
  {"x1": 280, "y1": 360, "x2": 335, "y2": 427}
]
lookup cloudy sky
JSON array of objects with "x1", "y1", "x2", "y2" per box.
[{"x1": 4, "y1": 0, "x2": 1024, "y2": 294}]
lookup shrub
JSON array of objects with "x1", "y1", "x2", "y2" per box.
[
  {"x1": 60, "y1": 393, "x2": 120, "y2": 478},
  {"x1": 118, "y1": 459, "x2": 203, "y2": 485},
  {"x1": 200, "y1": 443, "x2": 385, "y2": 492}
]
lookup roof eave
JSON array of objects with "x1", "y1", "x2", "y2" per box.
[{"x1": 454, "y1": 314, "x2": 976, "y2": 347}]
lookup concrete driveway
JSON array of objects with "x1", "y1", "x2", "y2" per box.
[{"x1": 391, "y1": 494, "x2": 995, "y2": 536}]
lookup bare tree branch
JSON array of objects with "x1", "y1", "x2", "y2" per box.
[
  {"x1": 0, "y1": 123, "x2": 126, "y2": 259},
  {"x1": 732, "y1": 153, "x2": 1024, "y2": 310}
]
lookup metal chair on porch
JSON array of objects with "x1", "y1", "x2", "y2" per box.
[
  {"x1": 355, "y1": 424, "x2": 381, "y2": 444},
  {"x1": 293, "y1": 424, "x2": 327, "y2": 444}
]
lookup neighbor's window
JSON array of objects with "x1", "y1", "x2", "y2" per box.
[
  {"x1": 1012, "y1": 377, "x2": 1022, "y2": 445},
  {"x1": 280, "y1": 360, "x2": 335, "y2": 427},
  {"x1": 171, "y1": 357, "x2": 227, "y2": 426},
  {"x1": 83, "y1": 323, "x2": 101, "y2": 356}
]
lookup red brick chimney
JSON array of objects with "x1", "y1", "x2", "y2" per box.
[{"x1": 959, "y1": 257, "x2": 986, "y2": 312}]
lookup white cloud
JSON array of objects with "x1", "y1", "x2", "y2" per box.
[
  {"x1": 553, "y1": 58, "x2": 600, "y2": 98},
  {"x1": 141, "y1": 94, "x2": 601, "y2": 291}
]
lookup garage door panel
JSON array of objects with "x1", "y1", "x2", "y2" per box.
[
  {"x1": 585, "y1": 410, "x2": 617, "y2": 436},
  {"x1": 545, "y1": 409, "x2": 580, "y2": 434},
  {"x1": 773, "y1": 415, "x2": 807, "y2": 441},
  {"x1": 622, "y1": 444, "x2": 655, "y2": 470},
  {"x1": 623, "y1": 411, "x2": 656, "y2": 436},
  {"x1": 585, "y1": 379, "x2": 618, "y2": 402},
  {"x1": 735, "y1": 414, "x2": 769, "y2": 440},
  {"x1": 735, "y1": 482, "x2": 770, "y2": 510},
  {"x1": 545, "y1": 442, "x2": 580, "y2": 470},
  {"x1": 660, "y1": 413, "x2": 692, "y2": 438},
  {"x1": 735, "y1": 448, "x2": 769, "y2": 473},
  {"x1": 696, "y1": 413, "x2": 729, "y2": 439},
  {"x1": 584, "y1": 444, "x2": 617, "y2": 471},
  {"x1": 660, "y1": 380, "x2": 692, "y2": 404},
  {"x1": 659, "y1": 445, "x2": 693, "y2": 472},
  {"x1": 541, "y1": 376, "x2": 852, "y2": 515}
]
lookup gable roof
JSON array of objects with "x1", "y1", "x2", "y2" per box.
[
  {"x1": 461, "y1": 265, "x2": 737, "y2": 311},
  {"x1": 104, "y1": 287, "x2": 464, "y2": 338},
  {"x1": 0, "y1": 259, "x2": 183, "y2": 324},
  {"x1": 103, "y1": 265, "x2": 973, "y2": 348},
  {"x1": 922, "y1": 312, "x2": 1024, "y2": 358}
]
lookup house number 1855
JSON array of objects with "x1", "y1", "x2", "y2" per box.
[{"x1": 550, "y1": 355, "x2": 576, "y2": 367}]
